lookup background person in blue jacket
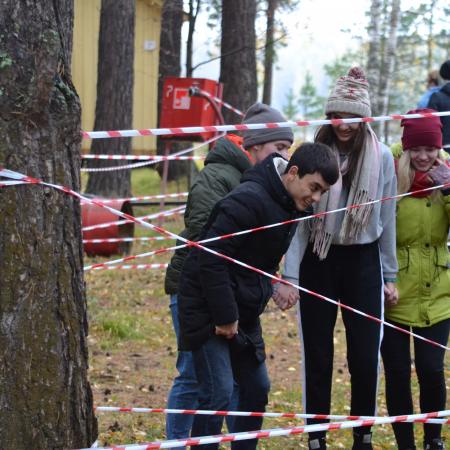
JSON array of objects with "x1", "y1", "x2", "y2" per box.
[
  {"x1": 428, "y1": 60, "x2": 450, "y2": 154},
  {"x1": 177, "y1": 144, "x2": 339, "y2": 450}
]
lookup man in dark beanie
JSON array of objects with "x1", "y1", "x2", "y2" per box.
[
  {"x1": 164, "y1": 102, "x2": 293, "y2": 444},
  {"x1": 428, "y1": 60, "x2": 450, "y2": 153}
]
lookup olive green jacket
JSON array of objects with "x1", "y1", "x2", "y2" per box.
[
  {"x1": 164, "y1": 135, "x2": 251, "y2": 294},
  {"x1": 385, "y1": 193, "x2": 450, "y2": 327}
]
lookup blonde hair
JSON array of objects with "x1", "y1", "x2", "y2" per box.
[{"x1": 397, "y1": 151, "x2": 443, "y2": 201}]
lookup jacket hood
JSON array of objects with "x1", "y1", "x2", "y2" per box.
[
  {"x1": 204, "y1": 135, "x2": 251, "y2": 174},
  {"x1": 241, "y1": 153, "x2": 298, "y2": 213}
]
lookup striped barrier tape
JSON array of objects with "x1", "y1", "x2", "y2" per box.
[
  {"x1": 1, "y1": 167, "x2": 449, "y2": 351},
  {"x1": 80, "y1": 193, "x2": 188, "y2": 204},
  {"x1": 83, "y1": 181, "x2": 450, "y2": 270},
  {"x1": 81, "y1": 205, "x2": 185, "y2": 232},
  {"x1": 81, "y1": 134, "x2": 220, "y2": 172},
  {"x1": 88, "y1": 264, "x2": 168, "y2": 271},
  {"x1": 93, "y1": 406, "x2": 450, "y2": 423},
  {"x1": 81, "y1": 154, "x2": 205, "y2": 161},
  {"x1": 83, "y1": 236, "x2": 172, "y2": 244},
  {"x1": 0, "y1": 180, "x2": 30, "y2": 187},
  {"x1": 80, "y1": 111, "x2": 450, "y2": 139},
  {"x1": 77, "y1": 410, "x2": 450, "y2": 450}
]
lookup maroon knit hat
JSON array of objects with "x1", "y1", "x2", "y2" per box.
[{"x1": 401, "y1": 108, "x2": 442, "y2": 150}]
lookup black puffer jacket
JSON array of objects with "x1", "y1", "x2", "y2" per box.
[
  {"x1": 428, "y1": 83, "x2": 450, "y2": 146},
  {"x1": 164, "y1": 135, "x2": 251, "y2": 294},
  {"x1": 177, "y1": 154, "x2": 309, "y2": 361}
]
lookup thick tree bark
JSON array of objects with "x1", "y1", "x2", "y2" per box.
[
  {"x1": 85, "y1": 0, "x2": 135, "y2": 197},
  {"x1": 156, "y1": 0, "x2": 189, "y2": 181},
  {"x1": 0, "y1": 1, "x2": 97, "y2": 448},
  {"x1": 262, "y1": 0, "x2": 277, "y2": 105},
  {"x1": 220, "y1": 0, "x2": 257, "y2": 124}
]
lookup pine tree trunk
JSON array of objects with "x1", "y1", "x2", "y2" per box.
[
  {"x1": 220, "y1": 0, "x2": 257, "y2": 124},
  {"x1": 85, "y1": 0, "x2": 135, "y2": 198},
  {"x1": 379, "y1": 0, "x2": 401, "y2": 141},
  {"x1": 0, "y1": 1, "x2": 97, "y2": 448},
  {"x1": 156, "y1": 0, "x2": 189, "y2": 181},
  {"x1": 366, "y1": 0, "x2": 382, "y2": 128},
  {"x1": 262, "y1": 0, "x2": 277, "y2": 105}
]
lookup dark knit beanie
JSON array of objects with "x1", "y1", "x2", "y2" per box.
[
  {"x1": 401, "y1": 108, "x2": 442, "y2": 150},
  {"x1": 325, "y1": 67, "x2": 371, "y2": 117},
  {"x1": 439, "y1": 60, "x2": 450, "y2": 80},
  {"x1": 242, "y1": 102, "x2": 294, "y2": 149}
]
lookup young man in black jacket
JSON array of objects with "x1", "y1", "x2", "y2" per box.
[{"x1": 177, "y1": 143, "x2": 339, "y2": 450}]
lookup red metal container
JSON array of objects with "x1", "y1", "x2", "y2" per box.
[
  {"x1": 160, "y1": 77, "x2": 223, "y2": 141},
  {"x1": 81, "y1": 200, "x2": 134, "y2": 256}
]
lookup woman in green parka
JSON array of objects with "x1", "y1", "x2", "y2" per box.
[{"x1": 381, "y1": 109, "x2": 450, "y2": 450}]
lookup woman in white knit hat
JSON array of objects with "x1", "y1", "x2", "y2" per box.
[{"x1": 273, "y1": 67, "x2": 398, "y2": 450}]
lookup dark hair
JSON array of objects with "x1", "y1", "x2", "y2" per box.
[
  {"x1": 314, "y1": 119, "x2": 367, "y2": 187},
  {"x1": 285, "y1": 142, "x2": 339, "y2": 186}
]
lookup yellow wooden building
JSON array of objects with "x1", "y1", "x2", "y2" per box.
[{"x1": 72, "y1": 0, "x2": 163, "y2": 152}]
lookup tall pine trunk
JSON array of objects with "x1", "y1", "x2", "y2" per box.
[
  {"x1": 366, "y1": 0, "x2": 382, "y2": 134},
  {"x1": 379, "y1": 0, "x2": 401, "y2": 141},
  {"x1": 85, "y1": 0, "x2": 135, "y2": 198},
  {"x1": 156, "y1": 0, "x2": 189, "y2": 181},
  {"x1": 262, "y1": 0, "x2": 277, "y2": 105},
  {"x1": 0, "y1": 1, "x2": 97, "y2": 448},
  {"x1": 220, "y1": 0, "x2": 257, "y2": 124}
]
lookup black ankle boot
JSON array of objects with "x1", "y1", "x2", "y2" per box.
[
  {"x1": 424, "y1": 438, "x2": 445, "y2": 450},
  {"x1": 308, "y1": 437, "x2": 326, "y2": 450},
  {"x1": 352, "y1": 431, "x2": 373, "y2": 450}
]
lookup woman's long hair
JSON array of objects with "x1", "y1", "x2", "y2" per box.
[
  {"x1": 397, "y1": 150, "x2": 444, "y2": 201},
  {"x1": 314, "y1": 119, "x2": 367, "y2": 187}
]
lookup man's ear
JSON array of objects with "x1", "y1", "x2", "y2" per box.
[{"x1": 287, "y1": 165, "x2": 299, "y2": 179}]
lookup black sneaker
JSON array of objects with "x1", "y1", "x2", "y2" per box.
[
  {"x1": 352, "y1": 432, "x2": 373, "y2": 450},
  {"x1": 309, "y1": 437, "x2": 326, "y2": 450},
  {"x1": 424, "y1": 438, "x2": 445, "y2": 450}
]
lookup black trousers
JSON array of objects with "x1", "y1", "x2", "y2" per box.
[
  {"x1": 381, "y1": 318, "x2": 450, "y2": 449},
  {"x1": 298, "y1": 242, "x2": 383, "y2": 440}
]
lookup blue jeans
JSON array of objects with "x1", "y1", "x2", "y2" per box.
[
  {"x1": 191, "y1": 334, "x2": 270, "y2": 450},
  {"x1": 166, "y1": 294, "x2": 199, "y2": 442},
  {"x1": 166, "y1": 295, "x2": 238, "y2": 444}
]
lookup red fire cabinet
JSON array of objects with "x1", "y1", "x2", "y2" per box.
[{"x1": 160, "y1": 77, "x2": 223, "y2": 141}]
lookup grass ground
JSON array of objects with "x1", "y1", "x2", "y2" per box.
[{"x1": 84, "y1": 168, "x2": 448, "y2": 449}]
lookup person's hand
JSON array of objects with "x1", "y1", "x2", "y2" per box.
[
  {"x1": 273, "y1": 282, "x2": 300, "y2": 311},
  {"x1": 428, "y1": 159, "x2": 450, "y2": 192},
  {"x1": 215, "y1": 320, "x2": 238, "y2": 339},
  {"x1": 384, "y1": 282, "x2": 399, "y2": 307}
]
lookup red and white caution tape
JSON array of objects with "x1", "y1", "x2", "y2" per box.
[
  {"x1": 77, "y1": 410, "x2": 450, "y2": 450},
  {"x1": 93, "y1": 406, "x2": 450, "y2": 423},
  {"x1": 81, "y1": 134, "x2": 220, "y2": 172},
  {"x1": 81, "y1": 111, "x2": 450, "y2": 139},
  {"x1": 195, "y1": 88, "x2": 244, "y2": 117},
  {"x1": 2, "y1": 167, "x2": 449, "y2": 351},
  {"x1": 83, "y1": 236, "x2": 172, "y2": 244},
  {"x1": 83, "y1": 181, "x2": 450, "y2": 272},
  {"x1": 0, "y1": 180, "x2": 30, "y2": 187},
  {"x1": 81, "y1": 192, "x2": 188, "y2": 204},
  {"x1": 89, "y1": 264, "x2": 168, "y2": 271},
  {"x1": 81, "y1": 154, "x2": 205, "y2": 161},
  {"x1": 81, "y1": 205, "x2": 185, "y2": 232}
]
